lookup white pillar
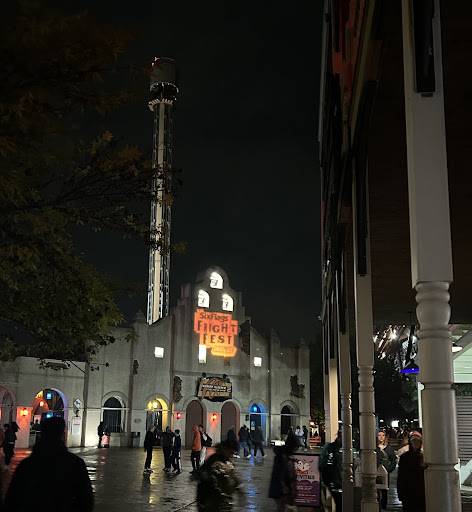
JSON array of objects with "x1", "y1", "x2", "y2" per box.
[
  {"x1": 336, "y1": 273, "x2": 354, "y2": 511},
  {"x1": 401, "y1": 1, "x2": 461, "y2": 511},
  {"x1": 352, "y1": 174, "x2": 378, "y2": 511}
]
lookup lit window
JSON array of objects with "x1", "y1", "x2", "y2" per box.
[
  {"x1": 222, "y1": 294, "x2": 233, "y2": 312},
  {"x1": 198, "y1": 289, "x2": 210, "y2": 308},
  {"x1": 154, "y1": 347, "x2": 164, "y2": 358},
  {"x1": 210, "y1": 272, "x2": 223, "y2": 289},
  {"x1": 198, "y1": 345, "x2": 207, "y2": 363},
  {"x1": 254, "y1": 357, "x2": 262, "y2": 367}
]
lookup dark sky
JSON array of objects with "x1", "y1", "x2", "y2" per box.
[{"x1": 76, "y1": 2, "x2": 323, "y2": 344}]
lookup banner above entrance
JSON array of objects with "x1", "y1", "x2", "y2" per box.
[
  {"x1": 193, "y1": 308, "x2": 238, "y2": 358},
  {"x1": 197, "y1": 376, "x2": 232, "y2": 402}
]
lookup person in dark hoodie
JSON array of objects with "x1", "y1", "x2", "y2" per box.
[
  {"x1": 4, "y1": 417, "x2": 93, "y2": 512},
  {"x1": 269, "y1": 435, "x2": 298, "y2": 511},
  {"x1": 397, "y1": 431, "x2": 426, "y2": 512},
  {"x1": 143, "y1": 426, "x2": 155, "y2": 474},
  {"x1": 171, "y1": 429, "x2": 182, "y2": 473}
]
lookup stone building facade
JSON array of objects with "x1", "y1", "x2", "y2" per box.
[{"x1": 0, "y1": 267, "x2": 310, "y2": 448}]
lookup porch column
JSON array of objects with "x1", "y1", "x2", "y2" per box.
[
  {"x1": 336, "y1": 273, "x2": 354, "y2": 511},
  {"x1": 352, "y1": 173, "x2": 378, "y2": 511},
  {"x1": 401, "y1": 1, "x2": 460, "y2": 511}
]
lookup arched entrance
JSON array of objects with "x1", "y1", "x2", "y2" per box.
[
  {"x1": 221, "y1": 401, "x2": 239, "y2": 442},
  {"x1": 146, "y1": 397, "x2": 169, "y2": 445},
  {"x1": 103, "y1": 397, "x2": 124, "y2": 433},
  {"x1": 32, "y1": 389, "x2": 66, "y2": 423},
  {"x1": 185, "y1": 400, "x2": 203, "y2": 447},
  {"x1": 249, "y1": 402, "x2": 267, "y2": 439},
  {"x1": 281, "y1": 405, "x2": 294, "y2": 436},
  {"x1": 0, "y1": 387, "x2": 15, "y2": 424}
]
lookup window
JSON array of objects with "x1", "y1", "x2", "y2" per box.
[
  {"x1": 222, "y1": 294, "x2": 233, "y2": 312},
  {"x1": 198, "y1": 345, "x2": 207, "y2": 363},
  {"x1": 253, "y1": 357, "x2": 262, "y2": 367},
  {"x1": 210, "y1": 272, "x2": 223, "y2": 289},
  {"x1": 154, "y1": 346, "x2": 164, "y2": 358},
  {"x1": 198, "y1": 289, "x2": 210, "y2": 308}
]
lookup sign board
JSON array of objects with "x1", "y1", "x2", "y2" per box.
[
  {"x1": 197, "y1": 376, "x2": 232, "y2": 402},
  {"x1": 194, "y1": 309, "x2": 238, "y2": 357},
  {"x1": 293, "y1": 453, "x2": 321, "y2": 507}
]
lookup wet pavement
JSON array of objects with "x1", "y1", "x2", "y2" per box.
[{"x1": 2, "y1": 447, "x2": 472, "y2": 511}]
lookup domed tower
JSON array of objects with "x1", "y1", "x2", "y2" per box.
[{"x1": 147, "y1": 57, "x2": 178, "y2": 324}]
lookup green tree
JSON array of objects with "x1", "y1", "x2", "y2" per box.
[{"x1": 0, "y1": 3, "x2": 166, "y2": 359}]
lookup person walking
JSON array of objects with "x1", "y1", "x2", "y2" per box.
[
  {"x1": 97, "y1": 421, "x2": 105, "y2": 448},
  {"x1": 302, "y1": 425, "x2": 309, "y2": 449},
  {"x1": 226, "y1": 427, "x2": 240, "y2": 458},
  {"x1": 196, "y1": 440, "x2": 244, "y2": 512},
  {"x1": 161, "y1": 426, "x2": 174, "y2": 472},
  {"x1": 376, "y1": 430, "x2": 397, "y2": 510},
  {"x1": 294, "y1": 426, "x2": 304, "y2": 448},
  {"x1": 143, "y1": 426, "x2": 155, "y2": 474},
  {"x1": 269, "y1": 435, "x2": 298, "y2": 511},
  {"x1": 238, "y1": 425, "x2": 251, "y2": 458},
  {"x1": 199, "y1": 424, "x2": 212, "y2": 466},
  {"x1": 4, "y1": 417, "x2": 93, "y2": 512},
  {"x1": 172, "y1": 429, "x2": 182, "y2": 473},
  {"x1": 251, "y1": 425, "x2": 265, "y2": 458},
  {"x1": 320, "y1": 430, "x2": 342, "y2": 512},
  {"x1": 191, "y1": 424, "x2": 202, "y2": 473},
  {"x1": 397, "y1": 432, "x2": 426, "y2": 512},
  {"x1": 3, "y1": 424, "x2": 16, "y2": 466}
]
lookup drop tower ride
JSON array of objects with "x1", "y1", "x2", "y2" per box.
[{"x1": 147, "y1": 57, "x2": 178, "y2": 324}]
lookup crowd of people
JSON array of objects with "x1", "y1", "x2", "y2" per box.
[
  {"x1": 319, "y1": 427, "x2": 427, "y2": 512},
  {"x1": 0, "y1": 416, "x2": 429, "y2": 511}
]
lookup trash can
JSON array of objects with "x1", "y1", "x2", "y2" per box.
[{"x1": 131, "y1": 431, "x2": 140, "y2": 448}]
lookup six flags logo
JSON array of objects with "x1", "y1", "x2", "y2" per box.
[{"x1": 193, "y1": 308, "x2": 238, "y2": 358}]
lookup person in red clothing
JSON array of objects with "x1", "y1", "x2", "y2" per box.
[{"x1": 191, "y1": 424, "x2": 202, "y2": 473}]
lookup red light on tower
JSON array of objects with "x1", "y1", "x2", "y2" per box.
[
  {"x1": 176, "y1": 412, "x2": 182, "y2": 420},
  {"x1": 20, "y1": 407, "x2": 28, "y2": 417},
  {"x1": 211, "y1": 413, "x2": 217, "y2": 422}
]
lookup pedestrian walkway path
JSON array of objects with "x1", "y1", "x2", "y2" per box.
[{"x1": 3, "y1": 447, "x2": 472, "y2": 511}]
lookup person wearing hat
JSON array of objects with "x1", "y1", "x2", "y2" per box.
[{"x1": 397, "y1": 431, "x2": 426, "y2": 512}]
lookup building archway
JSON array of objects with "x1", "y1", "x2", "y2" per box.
[
  {"x1": 0, "y1": 386, "x2": 15, "y2": 424},
  {"x1": 281, "y1": 404, "x2": 294, "y2": 436},
  {"x1": 146, "y1": 397, "x2": 170, "y2": 440},
  {"x1": 185, "y1": 400, "x2": 204, "y2": 447},
  {"x1": 221, "y1": 401, "x2": 239, "y2": 442},
  {"x1": 32, "y1": 388, "x2": 67, "y2": 423},
  {"x1": 103, "y1": 397, "x2": 125, "y2": 433}
]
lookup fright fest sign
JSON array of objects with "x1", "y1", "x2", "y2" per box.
[{"x1": 194, "y1": 309, "x2": 238, "y2": 358}]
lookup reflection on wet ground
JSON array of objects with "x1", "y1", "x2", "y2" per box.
[{"x1": 2, "y1": 447, "x2": 472, "y2": 510}]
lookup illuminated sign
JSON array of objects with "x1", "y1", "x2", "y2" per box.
[
  {"x1": 197, "y1": 377, "x2": 232, "y2": 401},
  {"x1": 194, "y1": 308, "x2": 238, "y2": 357}
]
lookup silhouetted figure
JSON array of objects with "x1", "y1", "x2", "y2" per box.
[
  {"x1": 3, "y1": 424, "x2": 16, "y2": 466},
  {"x1": 320, "y1": 430, "x2": 342, "y2": 512},
  {"x1": 172, "y1": 429, "x2": 182, "y2": 473},
  {"x1": 4, "y1": 417, "x2": 93, "y2": 512},
  {"x1": 397, "y1": 432, "x2": 426, "y2": 512},
  {"x1": 376, "y1": 430, "x2": 397, "y2": 510},
  {"x1": 97, "y1": 421, "x2": 105, "y2": 448},
  {"x1": 302, "y1": 425, "x2": 309, "y2": 448},
  {"x1": 251, "y1": 425, "x2": 265, "y2": 457},
  {"x1": 161, "y1": 426, "x2": 174, "y2": 471},
  {"x1": 143, "y1": 426, "x2": 155, "y2": 474},
  {"x1": 269, "y1": 435, "x2": 298, "y2": 511},
  {"x1": 197, "y1": 440, "x2": 244, "y2": 511}
]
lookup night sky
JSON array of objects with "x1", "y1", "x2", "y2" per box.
[{"x1": 76, "y1": 2, "x2": 323, "y2": 344}]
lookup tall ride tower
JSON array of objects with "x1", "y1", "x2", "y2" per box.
[{"x1": 147, "y1": 57, "x2": 178, "y2": 324}]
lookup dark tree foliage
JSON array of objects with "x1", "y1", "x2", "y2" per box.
[
  {"x1": 0, "y1": 3, "x2": 167, "y2": 360},
  {"x1": 374, "y1": 353, "x2": 418, "y2": 422}
]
